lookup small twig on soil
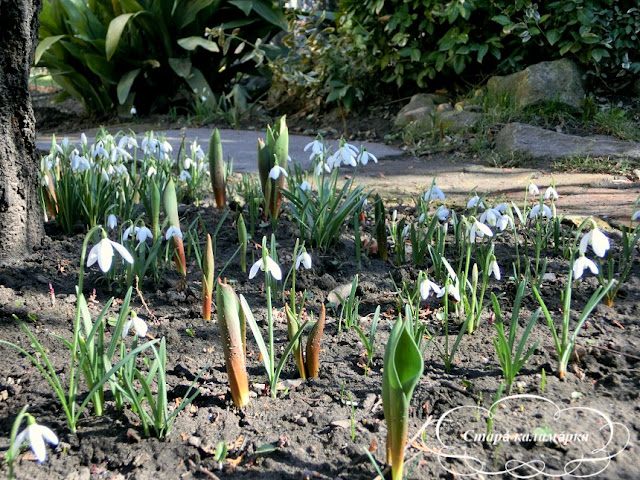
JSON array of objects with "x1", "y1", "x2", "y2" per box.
[
  {"x1": 187, "y1": 459, "x2": 220, "y2": 480},
  {"x1": 575, "y1": 341, "x2": 640, "y2": 361},
  {"x1": 136, "y1": 276, "x2": 157, "y2": 322}
]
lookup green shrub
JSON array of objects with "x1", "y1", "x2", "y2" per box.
[
  {"x1": 338, "y1": 0, "x2": 639, "y2": 92},
  {"x1": 36, "y1": 0, "x2": 285, "y2": 115}
]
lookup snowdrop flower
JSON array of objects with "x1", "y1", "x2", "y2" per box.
[
  {"x1": 469, "y1": 218, "x2": 493, "y2": 243},
  {"x1": 61, "y1": 137, "x2": 69, "y2": 149},
  {"x1": 160, "y1": 140, "x2": 173, "y2": 154},
  {"x1": 437, "y1": 282, "x2": 461, "y2": 302},
  {"x1": 179, "y1": 170, "x2": 192, "y2": 182},
  {"x1": 359, "y1": 149, "x2": 377, "y2": 165},
  {"x1": 528, "y1": 183, "x2": 540, "y2": 195},
  {"x1": 165, "y1": 226, "x2": 183, "y2": 240},
  {"x1": 70, "y1": 153, "x2": 90, "y2": 172},
  {"x1": 419, "y1": 278, "x2": 442, "y2": 299},
  {"x1": 295, "y1": 251, "x2": 312, "y2": 270},
  {"x1": 110, "y1": 146, "x2": 131, "y2": 163},
  {"x1": 122, "y1": 313, "x2": 148, "y2": 338},
  {"x1": 495, "y1": 202, "x2": 509, "y2": 213},
  {"x1": 107, "y1": 214, "x2": 118, "y2": 230},
  {"x1": 544, "y1": 186, "x2": 559, "y2": 200},
  {"x1": 633, "y1": 210, "x2": 640, "y2": 221},
  {"x1": 466, "y1": 195, "x2": 485, "y2": 210},
  {"x1": 579, "y1": 226, "x2": 610, "y2": 258},
  {"x1": 10, "y1": 415, "x2": 58, "y2": 463},
  {"x1": 496, "y1": 213, "x2": 514, "y2": 231},
  {"x1": 299, "y1": 181, "x2": 311, "y2": 192},
  {"x1": 330, "y1": 143, "x2": 359, "y2": 167},
  {"x1": 529, "y1": 204, "x2": 552, "y2": 219},
  {"x1": 402, "y1": 225, "x2": 409, "y2": 237},
  {"x1": 190, "y1": 141, "x2": 205, "y2": 160},
  {"x1": 183, "y1": 157, "x2": 192, "y2": 170},
  {"x1": 269, "y1": 165, "x2": 288, "y2": 180},
  {"x1": 489, "y1": 258, "x2": 501, "y2": 280},
  {"x1": 87, "y1": 237, "x2": 134, "y2": 273},
  {"x1": 118, "y1": 136, "x2": 139, "y2": 150},
  {"x1": 146, "y1": 166, "x2": 157, "y2": 177},
  {"x1": 141, "y1": 136, "x2": 159, "y2": 154},
  {"x1": 573, "y1": 255, "x2": 598, "y2": 279},
  {"x1": 424, "y1": 184, "x2": 445, "y2": 203},
  {"x1": 249, "y1": 256, "x2": 282, "y2": 280},
  {"x1": 435, "y1": 205, "x2": 449, "y2": 222},
  {"x1": 91, "y1": 143, "x2": 109, "y2": 159},
  {"x1": 315, "y1": 161, "x2": 332, "y2": 176},
  {"x1": 479, "y1": 208, "x2": 501, "y2": 227},
  {"x1": 418, "y1": 212, "x2": 426, "y2": 224},
  {"x1": 136, "y1": 226, "x2": 153, "y2": 243},
  {"x1": 304, "y1": 140, "x2": 326, "y2": 161},
  {"x1": 130, "y1": 107, "x2": 137, "y2": 115},
  {"x1": 81, "y1": 133, "x2": 88, "y2": 147}
]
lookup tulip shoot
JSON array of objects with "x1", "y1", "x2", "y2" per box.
[
  {"x1": 238, "y1": 214, "x2": 248, "y2": 273},
  {"x1": 209, "y1": 128, "x2": 226, "y2": 210},
  {"x1": 163, "y1": 179, "x2": 186, "y2": 276},
  {"x1": 258, "y1": 116, "x2": 289, "y2": 223},
  {"x1": 285, "y1": 303, "x2": 326, "y2": 379},
  {"x1": 382, "y1": 315, "x2": 424, "y2": 480},
  {"x1": 202, "y1": 234, "x2": 214, "y2": 320},
  {"x1": 216, "y1": 279, "x2": 249, "y2": 407}
]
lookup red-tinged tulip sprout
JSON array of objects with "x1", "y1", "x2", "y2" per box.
[
  {"x1": 162, "y1": 178, "x2": 186, "y2": 277},
  {"x1": 202, "y1": 234, "x2": 214, "y2": 320}
]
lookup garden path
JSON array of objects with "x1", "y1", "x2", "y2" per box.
[{"x1": 36, "y1": 128, "x2": 640, "y2": 226}]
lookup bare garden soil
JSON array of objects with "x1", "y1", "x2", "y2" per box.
[{"x1": 0, "y1": 95, "x2": 637, "y2": 479}]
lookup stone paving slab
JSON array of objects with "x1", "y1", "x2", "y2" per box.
[{"x1": 36, "y1": 128, "x2": 640, "y2": 226}]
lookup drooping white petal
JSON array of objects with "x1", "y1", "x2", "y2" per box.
[
  {"x1": 632, "y1": 210, "x2": 640, "y2": 221},
  {"x1": 299, "y1": 181, "x2": 311, "y2": 192},
  {"x1": 165, "y1": 226, "x2": 183, "y2": 240},
  {"x1": 544, "y1": 186, "x2": 559, "y2": 200},
  {"x1": 28, "y1": 425, "x2": 47, "y2": 462},
  {"x1": 474, "y1": 220, "x2": 494, "y2": 238},
  {"x1": 489, "y1": 260, "x2": 501, "y2": 280},
  {"x1": 107, "y1": 214, "x2": 118, "y2": 230},
  {"x1": 528, "y1": 183, "x2": 540, "y2": 195},
  {"x1": 110, "y1": 240, "x2": 134, "y2": 265},
  {"x1": 591, "y1": 229, "x2": 610, "y2": 258},
  {"x1": 130, "y1": 315, "x2": 148, "y2": 338},
  {"x1": 249, "y1": 260, "x2": 262, "y2": 279},
  {"x1": 10, "y1": 429, "x2": 28, "y2": 457},
  {"x1": 466, "y1": 195, "x2": 485, "y2": 210},
  {"x1": 573, "y1": 255, "x2": 598, "y2": 279},
  {"x1": 296, "y1": 252, "x2": 312, "y2": 270},
  {"x1": 420, "y1": 279, "x2": 442, "y2": 299},
  {"x1": 269, "y1": 165, "x2": 288, "y2": 180},
  {"x1": 579, "y1": 231, "x2": 590, "y2": 255},
  {"x1": 123, "y1": 226, "x2": 136, "y2": 241},
  {"x1": 265, "y1": 257, "x2": 282, "y2": 280},
  {"x1": 136, "y1": 227, "x2": 153, "y2": 243}
]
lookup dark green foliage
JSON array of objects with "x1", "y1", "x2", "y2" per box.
[
  {"x1": 339, "y1": 0, "x2": 639, "y2": 92},
  {"x1": 36, "y1": 0, "x2": 285, "y2": 114}
]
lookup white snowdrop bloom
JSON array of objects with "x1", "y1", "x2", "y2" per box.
[
  {"x1": 402, "y1": 225, "x2": 409, "y2": 237},
  {"x1": 146, "y1": 166, "x2": 157, "y2": 177},
  {"x1": 165, "y1": 226, "x2": 183, "y2": 240},
  {"x1": 359, "y1": 149, "x2": 377, "y2": 165},
  {"x1": 466, "y1": 195, "x2": 485, "y2": 210},
  {"x1": 190, "y1": 141, "x2": 205, "y2": 160},
  {"x1": 418, "y1": 212, "x2": 426, "y2": 224},
  {"x1": 268, "y1": 165, "x2": 288, "y2": 180},
  {"x1": 130, "y1": 107, "x2": 137, "y2": 115},
  {"x1": 419, "y1": 278, "x2": 442, "y2": 299},
  {"x1": 87, "y1": 238, "x2": 134, "y2": 273},
  {"x1": 528, "y1": 183, "x2": 540, "y2": 195},
  {"x1": 61, "y1": 137, "x2": 69, "y2": 149},
  {"x1": 489, "y1": 259, "x2": 501, "y2": 280},
  {"x1": 315, "y1": 161, "x2": 332, "y2": 176},
  {"x1": 299, "y1": 181, "x2": 311, "y2": 192},
  {"x1": 544, "y1": 186, "x2": 559, "y2": 200},
  {"x1": 633, "y1": 210, "x2": 640, "y2": 221},
  {"x1": 469, "y1": 218, "x2": 493, "y2": 243},
  {"x1": 136, "y1": 226, "x2": 153, "y2": 243},
  {"x1": 160, "y1": 140, "x2": 173, "y2": 155},
  {"x1": 100, "y1": 168, "x2": 110, "y2": 183},
  {"x1": 479, "y1": 208, "x2": 501, "y2": 227},
  {"x1": 437, "y1": 282, "x2": 461, "y2": 302},
  {"x1": 118, "y1": 136, "x2": 139, "y2": 150},
  {"x1": 91, "y1": 144, "x2": 109, "y2": 159},
  {"x1": 295, "y1": 252, "x2": 312, "y2": 270},
  {"x1": 495, "y1": 202, "x2": 509, "y2": 213},
  {"x1": 70, "y1": 153, "x2": 90, "y2": 172},
  {"x1": 529, "y1": 204, "x2": 552, "y2": 219},
  {"x1": 10, "y1": 417, "x2": 58, "y2": 463},
  {"x1": 496, "y1": 213, "x2": 514, "y2": 231},
  {"x1": 183, "y1": 157, "x2": 192, "y2": 170},
  {"x1": 81, "y1": 133, "x2": 88, "y2": 147},
  {"x1": 107, "y1": 214, "x2": 118, "y2": 230},
  {"x1": 179, "y1": 170, "x2": 192, "y2": 182},
  {"x1": 436, "y1": 205, "x2": 449, "y2": 222},
  {"x1": 579, "y1": 228, "x2": 610, "y2": 258},
  {"x1": 304, "y1": 140, "x2": 326, "y2": 161},
  {"x1": 141, "y1": 137, "x2": 159, "y2": 154},
  {"x1": 330, "y1": 143, "x2": 359, "y2": 167},
  {"x1": 249, "y1": 256, "x2": 282, "y2": 281},
  {"x1": 573, "y1": 255, "x2": 599, "y2": 279},
  {"x1": 424, "y1": 184, "x2": 445, "y2": 203},
  {"x1": 122, "y1": 314, "x2": 148, "y2": 338}
]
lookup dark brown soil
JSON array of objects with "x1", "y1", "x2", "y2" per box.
[{"x1": 0, "y1": 93, "x2": 637, "y2": 480}]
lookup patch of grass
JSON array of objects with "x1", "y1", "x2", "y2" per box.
[
  {"x1": 594, "y1": 107, "x2": 640, "y2": 142},
  {"x1": 480, "y1": 150, "x2": 537, "y2": 169},
  {"x1": 553, "y1": 156, "x2": 634, "y2": 175}
]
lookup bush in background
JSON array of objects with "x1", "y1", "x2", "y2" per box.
[
  {"x1": 36, "y1": 0, "x2": 285, "y2": 115},
  {"x1": 337, "y1": 0, "x2": 638, "y2": 94}
]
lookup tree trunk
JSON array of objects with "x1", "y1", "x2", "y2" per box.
[{"x1": 0, "y1": 0, "x2": 44, "y2": 264}]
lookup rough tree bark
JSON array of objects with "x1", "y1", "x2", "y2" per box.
[{"x1": 0, "y1": 0, "x2": 44, "y2": 264}]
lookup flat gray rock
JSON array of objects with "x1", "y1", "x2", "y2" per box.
[{"x1": 495, "y1": 122, "x2": 640, "y2": 160}]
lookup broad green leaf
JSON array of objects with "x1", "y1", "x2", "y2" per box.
[
  {"x1": 184, "y1": 67, "x2": 212, "y2": 96},
  {"x1": 35, "y1": 35, "x2": 66, "y2": 65},
  {"x1": 229, "y1": 0, "x2": 252, "y2": 16},
  {"x1": 492, "y1": 15, "x2": 512, "y2": 26},
  {"x1": 545, "y1": 29, "x2": 561, "y2": 46},
  {"x1": 106, "y1": 13, "x2": 140, "y2": 60},
  {"x1": 168, "y1": 57, "x2": 192, "y2": 78},
  {"x1": 477, "y1": 43, "x2": 489, "y2": 63},
  {"x1": 84, "y1": 54, "x2": 118, "y2": 84},
  {"x1": 177, "y1": 36, "x2": 220, "y2": 52},
  {"x1": 175, "y1": 0, "x2": 217, "y2": 29},
  {"x1": 117, "y1": 68, "x2": 141, "y2": 104}
]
